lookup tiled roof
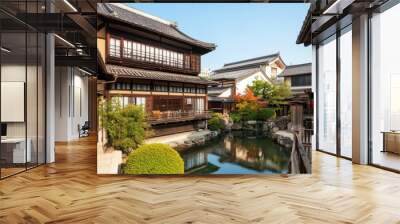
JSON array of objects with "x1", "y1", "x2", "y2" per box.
[
  {"x1": 208, "y1": 96, "x2": 234, "y2": 103},
  {"x1": 97, "y1": 3, "x2": 216, "y2": 51},
  {"x1": 296, "y1": 5, "x2": 313, "y2": 45},
  {"x1": 280, "y1": 63, "x2": 311, "y2": 77},
  {"x1": 213, "y1": 53, "x2": 281, "y2": 73},
  {"x1": 105, "y1": 64, "x2": 215, "y2": 85},
  {"x1": 207, "y1": 86, "x2": 231, "y2": 96},
  {"x1": 210, "y1": 67, "x2": 260, "y2": 81}
]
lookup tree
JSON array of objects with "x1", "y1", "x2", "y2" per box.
[
  {"x1": 250, "y1": 80, "x2": 292, "y2": 106},
  {"x1": 234, "y1": 88, "x2": 267, "y2": 121},
  {"x1": 208, "y1": 113, "x2": 225, "y2": 131},
  {"x1": 234, "y1": 88, "x2": 262, "y2": 112},
  {"x1": 98, "y1": 97, "x2": 152, "y2": 154}
]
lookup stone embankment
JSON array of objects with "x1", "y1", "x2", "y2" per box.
[{"x1": 145, "y1": 130, "x2": 219, "y2": 151}]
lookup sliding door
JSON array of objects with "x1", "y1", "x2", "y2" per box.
[
  {"x1": 317, "y1": 35, "x2": 337, "y2": 154},
  {"x1": 370, "y1": 3, "x2": 400, "y2": 171},
  {"x1": 339, "y1": 26, "x2": 352, "y2": 158}
]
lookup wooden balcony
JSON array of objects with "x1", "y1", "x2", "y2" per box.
[{"x1": 148, "y1": 111, "x2": 211, "y2": 125}]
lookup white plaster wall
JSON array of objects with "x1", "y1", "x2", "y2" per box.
[
  {"x1": 264, "y1": 61, "x2": 284, "y2": 80},
  {"x1": 236, "y1": 71, "x2": 266, "y2": 95},
  {"x1": 55, "y1": 67, "x2": 89, "y2": 141},
  {"x1": 1, "y1": 63, "x2": 46, "y2": 163},
  {"x1": 55, "y1": 66, "x2": 70, "y2": 141},
  {"x1": 218, "y1": 71, "x2": 268, "y2": 98},
  {"x1": 265, "y1": 66, "x2": 272, "y2": 79},
  {"x1": 1, "y1": 65, "x2": 27, "y2": 139},
  {"x1": 71, "y1": 71, "x2": 89, "y2": 139},
  {"x1": 219, "y1": 88, "x2": 232, "y2": 98}
]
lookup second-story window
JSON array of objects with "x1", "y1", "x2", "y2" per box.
[
  {"x1": 111, "y1": 36, "x2": 190, "y2": 70},
  {"x1": 184, "y1": 86, "x2": 196, "y2": 94},
  {"x1": 197, "y1": 86, "x2": 206, "y2": 94},
  {"x1": 291, "y1": 75, "x2": 311, "y2": 87},
  {"x1": 109, "y1": 37, "x2": 120, "y2": 57},
  {"x1": 170, "y1": 85, "x2": 183, "y2": 93},
  {"x1": 154, "y1": 83, "x2": 169, "y2": 92},
  {"x1": 123, "y1": 40, "x2": 132, "y2": 58},
  {"x1": 184, "y1": 55, "x2": 191, "y2": 69}
]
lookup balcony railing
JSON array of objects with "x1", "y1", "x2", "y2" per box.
[{"x1": 148, "y1": 111, "x2": 212, "y2": 125}]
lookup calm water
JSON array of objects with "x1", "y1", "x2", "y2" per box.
[{"x1": 180, "y1": 132, "x2": 291, "y2": 174}]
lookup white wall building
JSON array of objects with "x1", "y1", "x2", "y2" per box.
[{"x1": 208, "y1": 53, "x2": 286, "y2": 114}]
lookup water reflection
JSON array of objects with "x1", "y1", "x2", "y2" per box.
[{"x1": 181, "y1": 132, "x2": 291, "y2": 174}]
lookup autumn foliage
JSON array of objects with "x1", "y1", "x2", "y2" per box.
[
  {"x1": 232, "y1": 88, "x2": 274, "y2": 121},
  {"x1": 234, "y1": 88, "x2": 266, "y2": 111}
]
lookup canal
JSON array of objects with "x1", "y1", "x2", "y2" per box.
[{"x1": 181, "y1": 132, "x2": 291, "y2": 174}]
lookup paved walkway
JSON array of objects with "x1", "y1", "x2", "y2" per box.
[
  {"x1": 97, "y1": 130, "x2": 122, "y2": 174},
  {"x1": 145, "y1": 130, "x2": 211, "y2": 146}
]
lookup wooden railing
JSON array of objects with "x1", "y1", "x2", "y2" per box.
[
  {"x1": 148, "y1": 111, "x2": 212, "y2": 124},
  {"x1": 289, "y1": 132, "x2": 312, "y2": 174},
  {"x1": 301, "y1": 129, "x2": 313, "y2": 148}
]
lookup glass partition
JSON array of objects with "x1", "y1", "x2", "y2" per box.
[
  {"x1": 339, "y1": 26, "x2": 352, "y2": 158},
  {"x1": 370, "y1": 3, "x2": 400, "y2": 171},
  {"x1": 0, "y1": 1, "x2": 46, "y2": 179},
  {"x1": 317, "y1": 35, "x2": 337, "y2": 154},
  {"x1": 1, "y1": 32, "x2": 28, "y2": 177}
]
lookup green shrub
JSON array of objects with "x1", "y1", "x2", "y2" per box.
[
  {"x1": 242, "y1": 108, "x2": 258, "y2": 121},
  {"x1": 98, "y1": 97, "x2": 151, "y2": 154},
  {"x1": 257, "y1": 108, "x2": 276, "y2": 121},
  {"x1": 123, "y1": 143, "x2": 184, "y2": 174},
  {"x1": 208, "y1": 113, "x2": 225, "y2": 131},
  {"x1": 230, "y1": 112, "x2": 242, "y2": 123},
  {"x1": 114, "y1": 138, "x2": 136, "y2": 154}
]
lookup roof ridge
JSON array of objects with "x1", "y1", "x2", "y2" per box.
[
  {"x1": 213, "y1": 65, "x2": 260, "y2": 74},
  {"x1": 224, "y1": 52, "x2": 280, "y2": 67},
  {"x1": 172, "y1": 26, "x2": 216, "y2": 48},
  {"x1": 286, "y1": 62, "x2": 312, "y2": 68},
  {"x1": 110, "y1": 3, "x2": 175, "y2": 26},
  {"x1": 98, "y1": 3, "x2": 216, "y2": 51}
]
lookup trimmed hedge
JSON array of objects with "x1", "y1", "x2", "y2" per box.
[{"x1": 123, "y1": 143, "x2": 184, "y2": 174}]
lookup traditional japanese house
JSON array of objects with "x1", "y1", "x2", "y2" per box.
[
  {"x1": 97, "y1": 3, "x2": 216, "y2": 136},
  {"x1": 208, "y1": 53, "x2": 286, "y2": 114},
  {"x1": 279, "y1": 63, "x2": 313, "y2": 117}
]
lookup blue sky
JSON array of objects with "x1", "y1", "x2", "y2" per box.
[{"x1": 129, "y1": 3, "x2": 311, "y2": 71}]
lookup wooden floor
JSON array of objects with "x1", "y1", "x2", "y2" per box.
[{"x1": 1, "y1": 136, "x2": 400, "y2": 224}]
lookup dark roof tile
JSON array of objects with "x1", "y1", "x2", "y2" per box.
[
  {"x1": 213, "y1": 52, "x2": 282, "y2": 73},
  {"x1": 105, "y1": 64, "x2": 215, "y2": 85},
  {"x1": 210, "y1": 67, "x2": 260, "y2": 81},
  {"x1": 280, "y1": 63, "x2": 311, "y2": 77},
  {"x1": 97, "y1": 3, "x2": 216, "y2": 51}
]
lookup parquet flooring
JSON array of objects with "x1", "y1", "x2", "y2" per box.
[{"x1": 1, "y1": 136, "x2": 400, "y2": 223}]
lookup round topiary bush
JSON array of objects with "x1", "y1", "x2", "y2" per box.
[{"x1": 123, "y1": 143, "x2": 184, "y2": 174}]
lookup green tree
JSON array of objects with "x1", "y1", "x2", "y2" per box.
[
  {"x1": 208, "y1": 112, "x2": 225, "y2": 131},
  {"x1": 99, "y1": 97, "x2": 151, "y2": 154},
  {"x1": 250, "y1": 80, "x2": 292, "y2": 106},
  {"x1": 256, "y1": 108, "x2": 276, "y2": 121},
  {"x1": 234, "y1": 88, "x2": 259, "y2": 121}
]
